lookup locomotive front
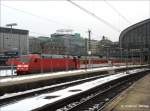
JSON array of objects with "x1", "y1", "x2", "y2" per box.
[
  {"x1": 16, "y1": 56, "x2": 30, "y2": 74},
  {"x1": 16, "y1": 54, "x2": 40, "y2": 75}
]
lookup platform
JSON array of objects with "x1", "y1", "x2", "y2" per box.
[{"x1": 102, "y1": 73, "x2": 150, "y2": 111}]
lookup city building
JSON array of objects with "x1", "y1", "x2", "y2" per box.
[
  {"x1": 0, "y1": 27, "x2": 29, "y2": 55},
  {"x1": 28, "y1": 30, "x2": 120, "y2": 57},
  {"x1": 90, "y1": 40, "x2": 99, "y2": 55},
  {"x1": 42, "y1": 30, "x2": 86, "y2": 56},
  {"x1": 98, "y1": 36, "x2": 113, "y2": 58},
  {"x1": 29, "y1": 37, "x2": 41, "y2": 53}
]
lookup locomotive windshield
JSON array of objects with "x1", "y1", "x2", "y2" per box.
[{"x1": 19, "y1": 57, "x2": 31, "y2": 62}]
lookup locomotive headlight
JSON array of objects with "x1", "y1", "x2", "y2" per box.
[
  {"x1": 17, "y1": 65, "x2": 28, "y2": 68},
  {"x1": 17, "y1": 65, "x2": 22, "y2": 67},
  {"x1": 23, "y1": 65, "x2": 28, "y2": 68}
]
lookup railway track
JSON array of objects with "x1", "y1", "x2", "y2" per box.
[
  {"x1": 56, "y1": 75, "x2": 136, "y2": 111},
  {"x1": 0, "y1": 68, "x2": 149, "y2": 111},
  {"x1": 39, "y1": 69, "x2": 149, "y2": 111},
  {"x1": 0, "y1": 73, "x2": 112, "y2": 106},
  {"x1": 1, "y1": 65, "x2": 134, "y2": 96}
]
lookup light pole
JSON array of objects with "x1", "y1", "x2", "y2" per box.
[
  {"x1": 6, "y1": 23, "x2": 17, "y2": 76},
  {"x1": 131, "y1": 49, "x2": 134, "y2": 65},
  {"x1": 140, "y1": 48, "x2": 143, "y2": 65},
  {"x1": 120, "y1": 48, "x2": 123, "y2": 64},
  {"x1": 119, "y1": 39, "x2": 123, "y2": 65},
  {"x1": 88, "y1": 30, "x2": 92, "y2": 68},
  {"x1": 106, "y1": 47, "x2": 109, "y2": 61},
  {"x1": 102, "y1": 45, "x2": 110, "y2": 64}
]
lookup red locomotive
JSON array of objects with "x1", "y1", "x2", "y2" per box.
[
  {"x1": 7, "y1": 54, "x2": 124, "y2": 75},
  {"x1": 16, "y1": 54, "x2": 80, "y2": 74}
]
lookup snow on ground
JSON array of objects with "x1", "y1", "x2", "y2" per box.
[{"x1": 0, "y1": 68, "x2": 148, "y2": 111}]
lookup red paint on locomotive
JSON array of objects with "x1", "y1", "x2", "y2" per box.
[
  {"x1": 16, "y1": 54, "x2": 80, "y2": 75},
  {"x1": 15, "y1": 54, "x2": 124, "y2": 75}
]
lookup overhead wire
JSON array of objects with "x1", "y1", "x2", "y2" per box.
[
  {"x1": 0, "y1": 4, "x2": 85, "y2": 36},
  {"x1": 1, "y1": 3, "x2": 103, "y2": 38},
  {"x1": 1, "y1": 3, "x2": 81, "y2": 37},
  {"x1": 149, "y1": 0, "x2": 150, "y2": 18},
  {"x1": 67, "y1": 0, "x2": 121, "y2": 32},
  {"x1": 0, "y1": 0, "x2": 2, "y2": 27},
  {"x1": 1, "y1": 3, "x2": 73, "y2": 28},
  {"x1": 104, "y1": 0, "x2": 131, "y2": 24}
]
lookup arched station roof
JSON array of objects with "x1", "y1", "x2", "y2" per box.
[{"x1": 119, "y1": 18, "x2": 150, "y2": 47}]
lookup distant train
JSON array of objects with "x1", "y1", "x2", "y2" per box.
[{"x1": 6, "y1": 54, "x2": 123, "y2": 75}]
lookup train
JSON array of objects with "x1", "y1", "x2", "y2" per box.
[
  {"x1": 6, "y1": 54, "x2": 123, "y2": 75},
  {"x1": 6, "y1": 54, "x2": 79, "y2": 75}
]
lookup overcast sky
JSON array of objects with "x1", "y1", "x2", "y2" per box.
[{"x1": 0, "y1": 0, "x2": 150, "y2": 41}]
